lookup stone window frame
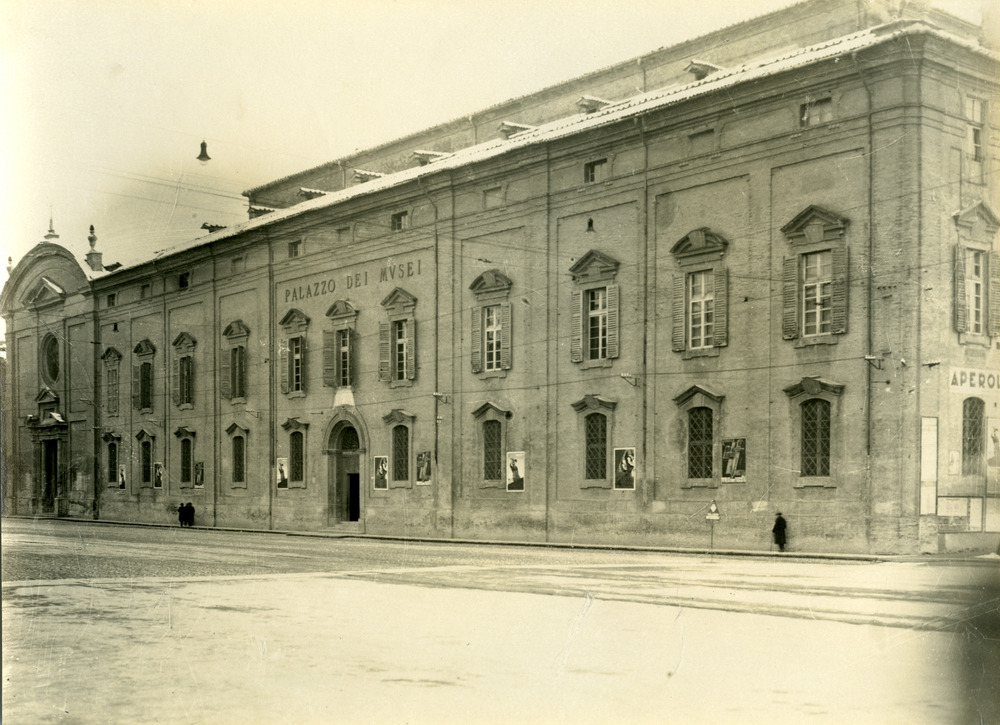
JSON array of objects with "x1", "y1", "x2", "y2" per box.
[
  {"x1": 280, "y1": 417, "x2": 309, "y2": 489},
  {"x1": 780, "y1": 206, "x2": 850, "y2": 347},
  {"x1": 171, "y1": 332, "x2": 197, "y2": 410},
  {"x1": 390, "y1": 210, "x2": 410, "y2": 232},
  {"x1": 136, "y1": 428, "x2": 156, "y2": 487},
  {"x1": 323, "y1": 301, "x2": 359, "y2": 390},
  {"x1": 379, "y1": 288, "x2": 417, "y2": 387},
  {"x1": 569, "y1": 250, "x2": 620, "y2": 369},
  {"x1": 382, "y1": 409, "x2": 415, "y2": 489},
  {"x1": 952, "y1": 203, "x2": 999, "y2": 345},
  {"x1": 571, "y1": 394, "x2": 617, "y2": 489},
  {"x1": 40, "y1": 333, "x2": 60, "y2": 386},
  {"x1": 673, "y1": 385, "x2": 724, "y2": 489},
  {"x1": 472, "y1": 402, "x2": 512, "y2": 488},
  {"x1": 221, "y1": 320, "x2": 250, "y2": 403},
  {"x1": 132, "y1": 339, "x2": 156, "y2": 413},
  {"x1": 102, "y1": 431, "x2": 122, "y2": 488},
  {"x1": 670, "y1": 228, "x2": 730, "y2": 359},
  {"x1": 965, "y1": 96, "x2": 986, "y2": 180},
  {"x1": 174, "y1": 426, "x2": 197, "y2": 488},
  {"x1": 279, "y1": 309, "x2": 310, "y2": 398},
  {"x1": 470, "y1": 270, "x2": 513, "y2": 378},
  {"x1": 783, "y1": 377, "x2": 844, "y2": 488},
  {"x1": 102, "y1": 347, "x2": 122, "y2": 417},
  {"x1": 226, "y1": 422, "x2": 249, "y2": 488}
]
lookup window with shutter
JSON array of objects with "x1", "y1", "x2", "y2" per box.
[
  {"x1": 669, "y1": 229, "x2": 730, "y2": 356},
  {"x1": 278, "y1": 310, "x2": 310, "y2": 397},
  {"x1": 469, "y1": 269, "x2": 515, "y2": 377},
  {"x1": 171, "y1": 332, "x2": 197, "y2": 409},
  {"x1": 222, "y1": 321, "x2": 250, "y2": 402},
  {"x1": 102, "y1": 348, "x2": 122, "y2": 417},
  {"x1": 568, "y1": 250, "x2": 620, "y2": 369},
  {"x1": 132, "y1": 340, "x2": 156, "y2": 412},
  {"x1": 324, "y1": 301, "x2": 359, "y2": 389},
  {"x1": 380, "y1": 288, "x2": 418, "y2": 387}
]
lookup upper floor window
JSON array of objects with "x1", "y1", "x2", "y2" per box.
[
  {"x1": 962, "y1": 397, "x2": 985, "y2": 476},
  {"x1": 688, "y1": 271, "x2": 714, "y2": 349},
  {"x1": 106, "y1": 293, "x2": 117, "y2": 307},
  {"x1": 671, "y1": 229, "x2": 730, "y2": 356},
  {"x1": 569, "y1": 250, "x2": 620, "y2": 368},
  {"x1": 470, "y1": 269, "x2": 514, "y2": 377},
  {"x1": 288, "y1": 240, "x2": 301, "y2": 258},
  {"x1": 800, "y1": 98, "x2": 832, "y2": 127},
  {"x1": 379, "y1": 288, "x2": 417, "y2": 386},
  {"x1": 222, "y1": 320, "x2": 251, "y2": 401},
  {"x1": 178, "y1": 272, "x2": 191, "y2": 289},
  {"x1": 952, "y1": 203, "x2": 999, "y2": 341},
  {"x1": 966, "y1": 249, "x2": 985, "y2": 335},
  {"x1": 279, "y1": 309, "x2": 310, "y2": 396},
  {"x1": 966, "y1": 98, "x2": 984, "y2": 164},
  {"x1": 140, "y1": 284, "x2": 151, "y2": 299},
  {"x1": 103, "y1": 348, "x2": 122, "y2": 417},
  {"x1": 584, "y1": 159, "x2": 607, "y2": 184},
  {"x1": 41, "y1": 334, "x2": 60, "y2": 384},
  {"x1": 172, "y1": 332, "x2": 197, "y2": 408},
  {"x1": 323, "y1": 300, "x2": 359, "y2": 390},
  {"x1": 132, "y1": 339, "x2": 156, "y2": 412},
  {"x1": 780, "y1": 206, "x2": 849, "y2": 344},
  {"x1": 391, "y1": 211, "x2": 409, "y2": 231}
]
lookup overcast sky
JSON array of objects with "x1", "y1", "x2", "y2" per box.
[{"x1": 0, "y1": 0, "x2": 983, "y2": 294}]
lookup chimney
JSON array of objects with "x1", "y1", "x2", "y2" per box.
[{"x1": 85, "y1": 225, "x2": 104, "y2": 272}]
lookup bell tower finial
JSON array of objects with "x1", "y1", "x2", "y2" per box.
[{"x1": 44, "y1": 213, "x2": 59, "y2": 241}]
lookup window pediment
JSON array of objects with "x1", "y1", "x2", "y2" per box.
[
  {"x1": 381, "y1": 287, "x2": 417, "y2": 315},
  {"x1": 280, "y1": 417, "x2": 309, "y2": 432},
  {"x1": 953, "y1": 201, "x2": 1000, "y2": 241},
  {"x1": 135, "y1": 428, "x2": 155, "y2": 441},
  {"x1": 101, "y1": 431, "x2": 122, "y2": 442},
  {"x1": 471, "y1": 402, "x2": 513, "y2": 420},
  {"x1": 571, "y1": 394, "x2": 617, "y2": 414},
  {"x1": 783, "y1": 376, "x2": 844, "y2": 399},
  {"x1": 174, "y1": 426, "x2": 196, "y2": 438},
  {"x1": 325, "y1": 300, "x2": 359, "y2": 325},
  {"x1": 469, "y1": 269, "x2": 513, "y2": 300},
  {"x1": 670, "y1": 228, "x2": 729, "y2": 260},
  {"x1": 223, "y1": 320, "x2": 251, "y2": 340},
  {"x1": 673, "y1": 384, "x2": 724, "y2": 408},
  {"x1": 102, "y1": 347, "x2": 122, "y2": 365},
  {"x1": 24, "y1": 277, "x2": 66, "y2": 309},
  {"x1": 279, "y1": 308, "x2": 310, "y2": 333},
  {"x1": 172, "y1": 332, "x2": 197, "y2": 352},
  {"x1": 382, "y1": 408, "x2": 416, "y2": 426},
  {"x1": 569, "y1": 250, "x2": 620, "y2": 283},
  {"x1": 35, "y1": 387, "x2": 59, "y2": 405},
  {"x1": 133, "y1": 339, "x2": 156, "y2": 357},
  {"x1": 781, "y1": 206, "x2": 849, "y2": 246},
  {"x1": 226, "y1": 422, "x2": 249, "y2": 436}
]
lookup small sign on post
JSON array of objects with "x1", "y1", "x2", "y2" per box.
[{"x1": 706, "y1": 500, "x2": 721, "y2": 549}]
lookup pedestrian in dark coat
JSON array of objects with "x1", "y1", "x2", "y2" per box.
[
  {"x1": 178, "y1": 504, "x2": 185, "y2": 527},
  {"x1": 772, "y1": 512, "x2": 787, "y2": 552},
  {"x1": 184, "y1": 503, "x2": 195, "y2": 527}
]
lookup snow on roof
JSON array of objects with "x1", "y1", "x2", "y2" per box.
[{"x1": 117, "y1": 20, "x2": 995, "y2": 275}]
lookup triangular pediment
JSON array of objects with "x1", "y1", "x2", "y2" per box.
[
  {"x1": 469, "y1": 269, "x2": 513, "y2": 298},
  {"x1": 102, "y1": 347, "x2": 122, "y2": 363},
  {"x1": 780, "y1": 205, "x2": 849, "y2": 245},
  {"x1": 570, "y1": 394, "x2": 617, "y2": 413},
  {"x1": 325, "y1": 300, "x2": 359, "y2": 322},
  {"x1": 673, "y1": 384, "x2": 724, "y2": 407},
  {"x1": 380, "y1": 287, "x2": 417, "y2": 314},
  {"x1": 24, "y1": 277, "x2": 66, "y2": 308},
  {"x1": 471, "y1": 401, "x2": 512, "y2": 420},
  {"x1": 280, "y1": 417, "x2": 309, "y2": 431},
  {"x1": 223, "y1": 320, "x2": 251, "y2": 339},
  {"x1": 279, "y1": 308, "x2": 310, "y2": 330},
  {"x1": 954, "y1": 201, "x2": 1000, "y2": 240},
  {"x1": 382, "y1": 408, "x2": 416, "y2": 426},
  {"x1": 226, "y1": 422, "x2": 249, "y2": 436},
  {"x1": 783, "y1": 376, "x2": 844, "y2": 399},
  {"x1": 569, "y1": 250, "x2": 619, "y2": 282},
  {"x1": 174, "y1": 426, "x2": 196, "y2": 438},
  {"x1": 670, "y1": 228, "x2": 729, "y2": 258},
  {"x1": 35, "y1": 387, "x2": 59, "y2": 405},
  {"x1": 133, "y1": 339, "x2": 156, "y2": 356},
  {"x1": 172, "y1": 332, "x2": 197, "y2": 349},
  {"x1": 135, "y1": 428, "x2": 155, "y2": 441}
]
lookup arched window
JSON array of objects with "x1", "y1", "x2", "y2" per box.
[
  {"x1": 688, "y1": 407, "x2": 713, "y2": 479},
  {"x1": 42, "y1": 335, "x2": 60, "y2": 384},
  {"x1": 483, "y1": 419, "x2": 502, "y2": 480},
  {"x1": 232, "y1": 435, "x2": 245, "y2": 484},
  {"x1": 141, "y1": 441, "x2": 153, "y2": 484},
  {"x1": 585, "y1": 413, "x2": 607, "y2": 480},
  {"x1": 290, "y1": 431, "x2": 304, "y2": 482},
  {"x1": 392, "y1": 425, "x2": 409, "y2": 481},
  {"x1": 180, "y1": 438, "x2": 193, "y2": 483},
  {"x1": 107, "y1": 442, "x2": 118, "y2": 484},
  {"x1": 801, "y1": 399, "x2": 831, "y2": 477},
  {"x1": 963, "y1": 397, "x2": 985, "y2": 476}
]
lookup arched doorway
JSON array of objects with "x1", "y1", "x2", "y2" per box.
[{"x1": 328, "y1": 423, "x2": 362, "y2": 525}]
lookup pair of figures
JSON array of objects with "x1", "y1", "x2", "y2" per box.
[{"x1": 177, "y1": 502, "x2": 195, "y2": 527}]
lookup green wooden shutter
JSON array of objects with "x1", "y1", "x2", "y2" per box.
[
  {"x1": 570, "y1": 289, "x2": 583, "y2": 362},
  {"x1": 713, "y1": 268, "x2": 728, "y2": 347},
  {"x1": 500, "y1": 302, "x2": 512, "y2": 370},
  {"x1": 406, "y1": 320, "x2": 416, "y2": 380},
  {"x1": 672, "y1": 275, "x2": 685, "y2": 352},
  {"x1": 782, "y1": 257, "x2": 799, "y2": 340},
  {"x1": 220, "y1": 346, "x2": 231, "y2": 400},
  {"x1": 378, "y1": 323, "x2": 391, "y2": 381},
  {"x1": 471, "y1": 306, "x2": 482, "y2": 373},
  {"x1": 322, "y1": 330, "x2": 337, "y2": 388},
  {"x1": 830, "y1": 247, "x2": 849, "y2": 334},
  {"x1": 989, "y1": 250, "x2": 1000, "y2": 337},
  {"x1": 606, "y1": 284, "x2": 619, "y2": 359},
  {"x1": 954, "y1": 245, "x2": 968, "y2": 333}
]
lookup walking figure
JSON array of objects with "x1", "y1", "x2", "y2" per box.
[{"x1": 772, "y1": 512, "x2": 787, "y2": 552}]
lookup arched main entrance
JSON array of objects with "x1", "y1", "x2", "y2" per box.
[{"x1": 328, "y1": 421, "x2": 363, "y2": 526}]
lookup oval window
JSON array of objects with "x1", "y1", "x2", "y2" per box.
[{"x1": 42, "y1": 335, "x2": 60, "y2": 383}]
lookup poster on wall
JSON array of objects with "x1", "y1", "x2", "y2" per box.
[
  {"x1": 506, "y1": 451, "x2": 525, "y2": 491},
  {"x1": 988, "y1": 417, "x2": 1000, "y2": 496},
  {"x1": 194, "y1": 462, "x2": 204, "y2": 488},
  {"x1": 721, "y1": 438, "x2": 747, "y2": 483},
  {"x1": 118, "y1": 465, "x2": 126, "y2": 489},
  {"x1": 154, "y1": 462, "x2": 164, "y2": 488},
  {"x1": 276, "y1": 458, "x2": 288, "y2": 488},
  {"x1": 614, "y1": 448, "x2": 636, "y2": 490},
  {"x1": 417, "y1": 451, "x2": 432, "y2": 484},
  {"x1": 373, "y1": 456, "x2": 388, "y2": 490}
]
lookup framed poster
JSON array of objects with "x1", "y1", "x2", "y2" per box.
[
  {"x1": 417, "y1": 451, "x2": 432, "y2": 484},
  {"x1": 721, "y1": 438, "x2": 746, "y2": 483},
  {"x1": 506, "y1": 451, "x2": 525, "y2": 491},
  {"x1": 614, "y1": 448, "x2": 636, "y2": 490},
  {"x1": 276, "y1": 458, "x2": 288, "y2": 488},
  {"x1": 373, "y1": 456, "x2": 388, "y2": 490}
]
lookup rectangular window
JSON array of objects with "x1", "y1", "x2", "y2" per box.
[
  {"x1": 107, "y1": 442, "x2": 118, "y2": 484},
  {"x1": 337, "y1": 329, "x2": 352, "y2": 387},
  {"x1": 802, "y1": 251, "x2": 832, "y2": 336},
  {"x1": 688, "y1": 407, "x2": 713, "y2": 479},
  {"x1": 966, "y1": 249, "x2": 984, "y2": 334},
  {"x1": 289, "y1": 336, "x2": 303, "y2": 392},
  {"x1": 141, "y1": 441, "x2": 153, "y2": 484},
  {"x1": 178, "y1": 272, "x2": 191, "y2": 289},
  {"x1": 966, "y1": 98, "x2": 984, "y2": 163},
  {"x1": 290, "y1": 431, "x2": 304, "y2": 482},
  {"x1": 483, "y1": 420, "x2": 503, "y2": 480},
  {"x1": 688, "y1": 271, "x2": 715, "y2": 349},
  {"x1": 106, "y1": 293, "x2": 117, "y2": 307},
  {"x1": 392, "y1": 425, "x2": 409, "y2": 481},
  {"x1": 801, "y1": 399, "x2": 831, "y2": 476},
  {"x1": 484, "y1": 305, "x2": 502, "y2": 371},
  {"x1": 963, "y1": 397, "x2": 985, "y2": 476},
  {"x1": 180, "y1": 438, "x2": 193, "y2": 483},
  {"x1": 107, "y1": 368, "x2": 119, "y2": 415},
  {"x1": 393, "y1": 321, "x2": 407, "y2": 381},
  {"x1": 288, "y1": 240, "x2": 301, "y2": 258},
  {"x1": 140, "y1": 361, "x2": 153, "y2": 410},
  {"x1": 391, "y1": 211, "x2": 409, "y2": 231},
  {"x1": 178, "y1": 356, "x2": 193, "y2": 405},
  {"x1": 800, "y1": 98, "x2": 833, "y2": 127},
  {"x1": 584, "y1": 159, "x2": 607, "y2": 184},
  {"x1": 231, "y1": 346, "x2": 246, "y2": 398},
  {"x1": 140, "y1": 284, "x2": 151, "y2": 299},
  {"x1": 232, "y1": 436, "x2": 245, "y2": 484},
  {"x1": 586, "y1": 288, "x2": 608, "y2": 360},
  {"x1": 584, "y1": 413, "x2": 607, "y2": 480}
]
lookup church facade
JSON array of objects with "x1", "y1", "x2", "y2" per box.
[{"x1": 3, "y1": 0, "x2": 998, "y2": 553}]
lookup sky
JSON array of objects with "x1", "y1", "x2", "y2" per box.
[{"x1": 0, "y1": 0, "x2": 985, "y2": 297}]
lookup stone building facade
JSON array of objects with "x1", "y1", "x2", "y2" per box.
[{"x1": 3, "y1": 0, "x2": 998, "y2": 553}]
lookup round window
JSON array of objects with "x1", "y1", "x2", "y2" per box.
[{"x1": 42, "y1": 335, "x2": 60, "y2": 383}]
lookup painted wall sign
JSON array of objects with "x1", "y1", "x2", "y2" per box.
[
  {"x1": 282, "y1": 258, "x2": 424, "y2": 303},
  {"x1": 950, "y1": 367, "x2": 1000, "y2": 393}
]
